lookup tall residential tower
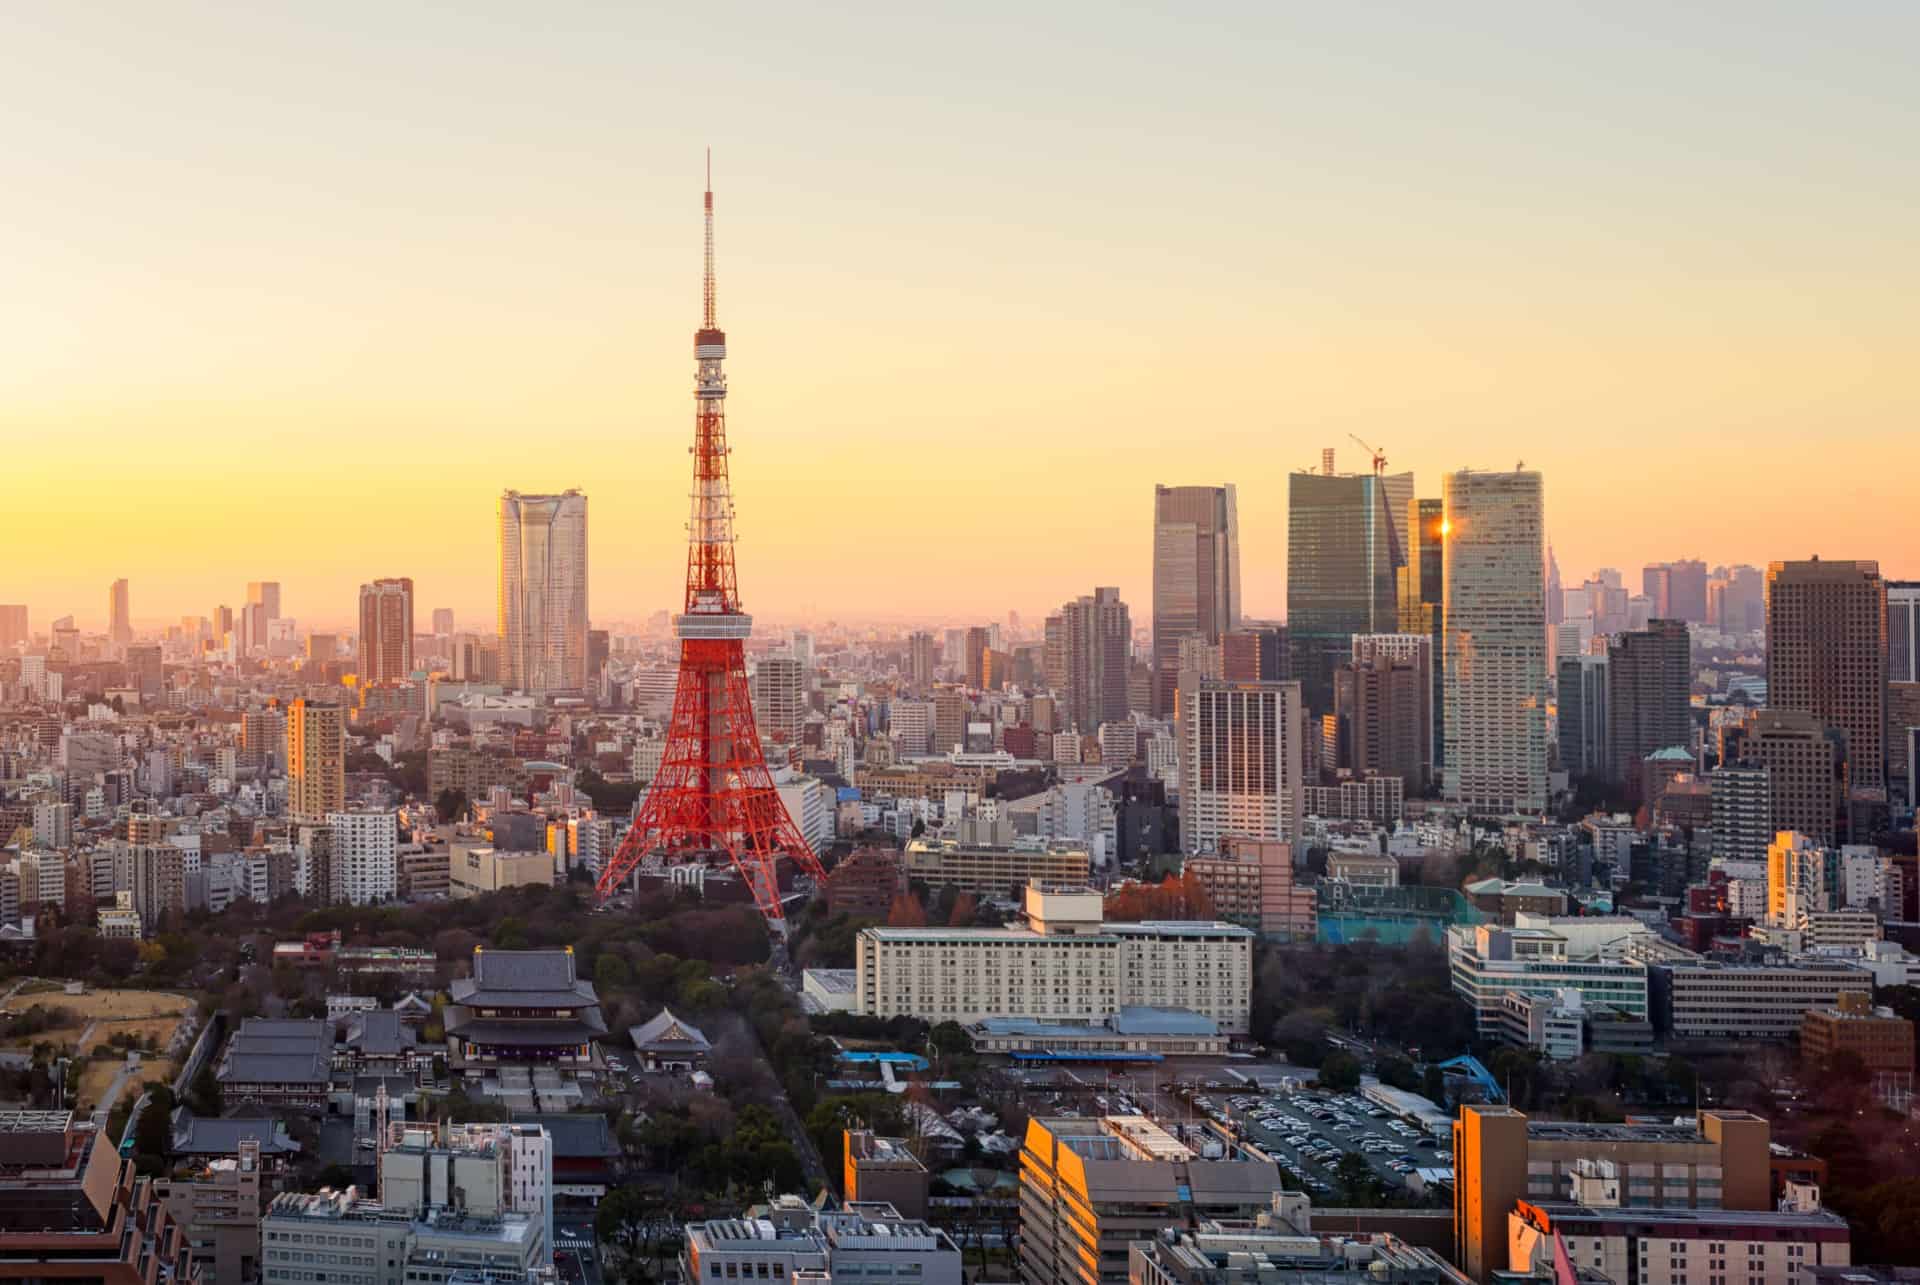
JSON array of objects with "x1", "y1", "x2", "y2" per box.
[
  {"x1": 1442, "y1": 469, "x2": 1547, "y2": 813},
  {"x1": 1151, "y1": 484, "x2": 1239, "y2": 717},
  {"x1": 498, "y1": 490, "x2": 590, "y2": 694}
]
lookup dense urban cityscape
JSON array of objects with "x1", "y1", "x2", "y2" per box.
[{"x1": 6, "y1": 7, "x2": 1919, "y2": 1285}]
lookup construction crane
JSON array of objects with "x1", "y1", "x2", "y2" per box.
[{"x1": 1349, "y1": 434, "x2": 1387, "y2": 476}]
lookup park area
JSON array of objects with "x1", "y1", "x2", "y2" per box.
[{"x1": 1, "y1": 983, "x2": 193, "y2": 1055}]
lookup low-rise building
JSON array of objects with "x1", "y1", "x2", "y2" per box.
[
  {"x1": 448, "y1": 843, "x2": 554, "y2": 898},
  {"x1": 1020, "y1": 1114, "x2": 1283, "y2": 1285},
  {"x1": 844, "y1": 1129, "x2": 930, "y2": 1220},
  {"x1": 970, "y1": 1006, "x2": 1229, "y2": 1057},
  {"x1": 1496, "y1": 988, "x2": 1586, "y2": 1060},
  {"x1": 260, "y1": 1188, "x2": 546, "y2": 1285},
  {"x1": 1327, "y1": 851, "x2": 1400, "y2": 891},
  {"x1": 681, "y1": 1195, "x2": 960, "y2": 1284},
  {"x1": 153, "y1": 1137, "x2": 266, "y2": 1285},
  {"x1": 1182, "y1": 836, "x2": 1317, "y2": 942},
  {"x1": 1453, "y1": 1105, "x2": 1776, "y2": 1282},
  {"x1": 1131, "y1": 1226, "x2": 1470, "y2": 1285},
  {"x1": 1508, "y1": 1174, "x2": 1850, "y2": 1285},
  {"x1": 1449, "y1": 923, "x2": 1649, "y2": 1036},
  {"x1": 1801, "y1": 991, "x2": 1916, "y2": 1073},
  {"x1": 1648, "y1": 955, "x2": 1875, "y2": 1045}
]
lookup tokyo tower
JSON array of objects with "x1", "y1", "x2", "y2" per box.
[{"x1": 594, "y1": 162, "x2": 827, "y2": 930}]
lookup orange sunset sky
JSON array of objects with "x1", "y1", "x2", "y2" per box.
[{"x1": 3, "y1": 3, "x2": 1915, "y2": 633}]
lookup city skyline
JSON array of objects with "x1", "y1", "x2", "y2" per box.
[{"x1": 4, "y1": 5, "x2": 1917, "y2": 628}]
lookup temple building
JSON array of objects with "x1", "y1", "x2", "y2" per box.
[{"x1": 444, "y1": 947, "x2": 607, "y2": 1100}]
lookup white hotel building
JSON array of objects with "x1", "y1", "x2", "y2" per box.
[{"x1": 854, "y1": 884, "x2": 1254, "y2": 1033}]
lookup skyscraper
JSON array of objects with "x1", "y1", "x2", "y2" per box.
[
  {"x1": 1442, "y1": 469, "x2": 1547, "y2": 813},
  {"x1": 287, "y1": 699, "x2": 345, "y2": 823},
  {"x1": 1335, "y1": 634, "x2": 1432, "y2": 792},
  {"x1": 498, "y1": 489, "x2": 590, "y2": 694},
  {"x1": 1398, "y1": 497, "x2": 1446, "y2": 770},
  {"x1": 432, "y1": 607, "x2": 456, "y2": 635},
  {"x1": 1151, "y1": 484, "x2": 1239, "y2": 717},
  {"x1": 907, "y1": 631, "x2": 935, "y2": 690},
  {"x1": 357, "y1": 577, "x2": 415, "y2": 686},
  {"x1": 1766, "y1": 559, "x2": 1886, "y2": 792},
  {"x1": 1286, "y1": 468, "x2": 1412, "y2": 717},
  {"x1": 1720, "y1": 708, "x2": 1843, "y2": 845},
  {"x1": 1888, "y1": 581, "x2": 1920, "y2": 684},
  {"x1": 1558, "y1": 653, "x2": 1609, "y2": 781},
  {"x1": 0, "y1": 604, "x2": 26, "y2": 649},
  {"x1": 108, "y1": 578, "x2": 131, "y2": 647},
  {"x1": 247, "y1": 581, "x2": 281, "y2": 621},
  {"x1": 1182, "y1": 678, "x2": 1303, "y2": 853},
  {"x1": 1605, "y1": 619, "x2": 1692, "y2": 800},
  {"x1": 1049, "y1": 587, "x2": 1131, "y2": 733}
]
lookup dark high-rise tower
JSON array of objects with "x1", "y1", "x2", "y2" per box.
[
  {"x1": 1766, "y1": 559, "x2": 1886, "y2": 793},
  {"x1": 1606, "y1": 619, "x2": 1691, "y2": 801},
  {"x1": 594, "y1": 165, "x2": 827, "y2": 931},
  {"x1": 357, "y1": 577, "x2": 415, "y2": 687},
  {"x1": 1151, "y1": 484, "x2": 1239, "y2": 716},
  {"x1": 1286, "y1": 466, "x2": 1412, "y2": 717}
]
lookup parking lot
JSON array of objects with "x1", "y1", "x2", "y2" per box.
[{"x1": 1191, "y1": 1087, "x2": 1452, "y2": 1198}]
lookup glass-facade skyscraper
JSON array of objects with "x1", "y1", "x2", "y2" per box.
[
  {"x1": 498, "y1": 489, "x2": 589, "y2": 695},
  {"x1": 1285, "y1": 469, "x2": 1412, "y2": 718},
  {"x1": 1442, "y1": 468, "x2": 1547, "y2": 813},
  {"x1": 1151, "y1": 484, "x2": 1240, "y2": 717}
]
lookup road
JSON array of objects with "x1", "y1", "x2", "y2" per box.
[
  {"x1": 554, "y1": 1219, "x2": 606, "y2": 1285},
  {"x1": 97, "y1": 1060, "x2": 138, "y2": 1114}
]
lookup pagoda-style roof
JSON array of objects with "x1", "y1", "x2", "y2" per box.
[
  {"x1": 450, "y1": 947, "x2": 600, "y2": 1009},
  {"x1": 629, "y1": 1007, "x2": 712, "y2": 1055},
  {"x1": 443, "y1": 1020, "x2": 602, "y2": 1047}
]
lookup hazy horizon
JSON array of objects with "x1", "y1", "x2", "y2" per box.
[{"x1": 6, "y1": 2, "x2": 1916, "y2": 633}]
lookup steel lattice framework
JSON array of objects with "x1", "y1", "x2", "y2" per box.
[{"x1": 593, "y1": 164, "x2": 827, "y2": 929}]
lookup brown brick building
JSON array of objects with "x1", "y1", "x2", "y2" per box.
[{"x1": 1801, "y1": 991, "x2": 1915, "y2": 1073}]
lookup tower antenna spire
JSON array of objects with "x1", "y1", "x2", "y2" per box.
[{"x1": 703, "y1": 149, "x2": 716, "y2": 330}]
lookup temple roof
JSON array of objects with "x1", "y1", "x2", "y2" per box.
[
  {"x1": 629, "y1": 1007, "x2": 711, "y2": 1053},
  {"x1": 450, "y1": 947, "x2": 599, "y2": 1009}
]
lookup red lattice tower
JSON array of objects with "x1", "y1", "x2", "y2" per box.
[{"x1": 594, "y1": 161, "x2": 826, "y2": 930}]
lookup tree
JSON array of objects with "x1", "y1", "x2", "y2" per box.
[
  {"x1": 131, "y1": 1083, "x2": 176, "y2": 1175},
  {"x1": 596, "y1": 953, "x2": 632, "y2": 990},
  {"x1": 949, "y1": 891, "x2": 979, "y2": 927},
  {"x1": 886, "y1": 892, "x2": 927, "y2": 928},
  {"x1": 1421, "y1": 1064, "x2": 1448, "y2": 1107},
  {"x1": 1318, "y1": 1051, "x2": 1362, "y2": 1091},
  {"x1": 1375, "y1": 1055, "x2": 1418, "y2": 1092},
  {"x1": 185, "y1": 1063, "x2": 222, "y2": 1116},
  {"x1": 1333, "y1": 1152, "x2": 1380, "y2": 1206},
  {"x1": 929, "y1": 1021, "x2": 974, "y2": 1058},
  {"x1": 434, "y1": 788, "x2": 469, "y2": 823}
]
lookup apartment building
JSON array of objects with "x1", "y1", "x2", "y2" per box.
[{"x1": 856, "y1": 883, "x2": 1253, "y2": 1033}]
